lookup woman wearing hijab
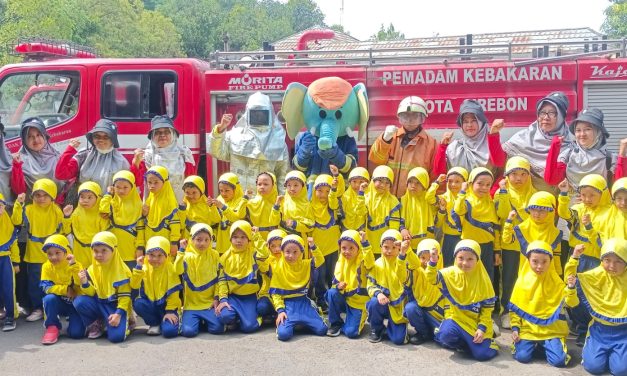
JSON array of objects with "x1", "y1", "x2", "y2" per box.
[
  {"x1": 11, "y1": 117, "x2": 61, "y2": 197},
  {"x1": 545, "y1": 108, "x2": 624, "y2": 187},
  {"x1": 132, "y1": 116, "x2": 195, "y2": 202},
  {"x1": 489, "y1": 92, "x2": 574, "y2": 193},
  {"x1": 433, "y1": 100, "x2": 502, "y2": 180},
  {"x1": 55, "y1": 119, "x2": 129, "y2": 194}
]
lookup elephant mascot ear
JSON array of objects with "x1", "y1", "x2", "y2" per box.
[
  {"x1": 281, "y1": 82, "x2": 308, "y2": 140},
  {"x1": 354, "y1": 83, "x2": 369, "y2": 141}
]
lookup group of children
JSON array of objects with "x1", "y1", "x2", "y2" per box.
[{"x1": 0, "y1": 158, "x2": 625, "y2": 376}]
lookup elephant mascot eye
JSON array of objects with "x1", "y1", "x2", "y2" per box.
[
  {"x1": 335, "y1": 110, "x2": 342, "y2": 120},
  {"x1": 319, "y1": 110, "x2": 327, "y2": 119}
]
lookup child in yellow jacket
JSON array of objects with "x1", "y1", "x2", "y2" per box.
[
  {"x1": 12, "y1": 178, "x2": 63, "y2": 322},
  {"x1": 275, "y1": 171, "x2": 314, "y2": 252},
  {"x1": 246, "y1": 172, "x2": 281, "y2": 240},
  {"x1": 40, "y1": 235, "x2": 86, "y2": 344},
  {"x1": 427, "y1": 239, "x2": 499, "y2": 361},
  {"x1": 325, "y1": 230, "x2": 374, "y2": 338},
  {"x1": 217, "y1": 220, "x2": 268, "y2": 333},
  {"x1": 340, "y1": 167, "x2": 369, "y2": 232},
  {"x1": 366, "y1": 229, "x2": 410, "y2": 345},
  {"x1": 0, "y1": 193, "x2": 20, "y2": 331},
  {"x1": 179, "y1": 175, "x2": 221, "y2": 240},
  {"x1": 566, "y1": 239, "x2": 627, "y2": 376},
  {"x1": 257, "y1": 229, "x2": 286, "y2": 319},
  {"x1": 271, "y1": 234, "x2": 326, "y2": 341},
  {"x1": 73, "y1": 231, "x2": 132, "y2": 343},
  {"x1": 210, "y1": 173, "x2": 248, "y2": 254},
  {"x1": 175, "y1": 223, "x2": 224, "y2": 337},
  {"x1": 400, "y1": 167, "x2": 445, "y2": 248},
  {"x1": 366, "y1": 166, "x2": 402, "y2": 255},
  {"x1": 452, "y1": 167, "x2": 501, "y2": 286},
  {"x1": 100, "y1": 170, "x2": 143, "y2": 269},
  {"x1": 63, "y1": 181, "x2": 110, "y2": 268},
  {"x1": 404, "y1": 238, "x2": 445, "y2": 345},
  {"x1": 131, "y1": 236, "x2": 182, "y2": 338},
  {"x1": 311, "y1": 171, "x2": 344, "y2": 311},
  {"x1": 508, "y1": 241, "x2": 578, "y2": 367},
  {"x1": 436, "y1": 167, "x2": 468, "y2": 267}
]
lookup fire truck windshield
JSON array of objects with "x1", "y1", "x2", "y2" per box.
[{"x1": 0, "y1": 72, "x2": 79, "y2": 139}]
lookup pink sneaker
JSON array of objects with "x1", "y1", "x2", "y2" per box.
[
  {"x1": 87, "y1": 320, "x2": 104, "y2": 339},
  {"x1": 41, "y1": 326, "x2": 59, "y2": 345}
]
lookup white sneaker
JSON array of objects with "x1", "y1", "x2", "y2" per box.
[
  {"x1": 128, "y1": 312, "x2": 137, "y2": 331},
  {"x1": 147, "y1": 326, "x2": 161, "y2": 336},
  {"x1": 492, "y1": 320, "x2": 501, "y2": 337},
  {"x1": 17, "y1": 304, "x2": 30, "y2": 318},
  {"x1": 501, "y1": 313, "x2": 511, "y2": 329},
  {"x1": 0, "y1": 308, "x2": 6, "y2": 320},
  {"x1": 26, "y1": 309, "x2": 43, "y2": 322}
]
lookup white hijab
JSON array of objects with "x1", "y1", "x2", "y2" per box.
[{"x1": 144, "y1": 133, "x2": 194, "y2": 202}]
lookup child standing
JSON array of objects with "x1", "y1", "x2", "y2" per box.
[
  {"x1": 494, "y1": 157, "x2": 536, "y2": 328},
  {"x1": 325, "y1": 230, "x2": 374, "y2": 338},
  {"x1": 100, "y1": 171, "x2": 144, "y2": 269},
  {"x1": 400, "y1": 167, "x2": 444, "y2": 248},
  {"x1": 73, "y1": 231, "x2": 132, "y2": 343},
  {"x1": 437, "y1": 167, "x2": 469, "y2": 267},
  {"x1": 217, "y1": 220, "x2": 268, "y2": 333},
  {"x1": 0, "y1": 193, "x2": 20, "y2": 331},
  {"x1": 567, "y1": 239, "x2": 627, "y2": 376},
  {"x1": 11, "y1": 178, "x2": 64, "y2": 322},
  {"x1": 257, "y1": 229, "x2": 286, "y2": 319},
  {"x1": 270, "y1": 234, "x2": 327, "y2": 341},
  {"x1": 508, "y1": 241, "x2": 578, "y2": 367},
  {"x1": 131, "y1": 236, "x2": 182, "y2": 338},
  {"x1": 179, "y1": 175, "x2": 221, "y2": 239},
  {"x1": 277, "y1": 171, "x2": 314, "y2": 249},
  {"x1": 603, "y1": 177, "x2": 627, "y2": 240},
  {"x1": 404, "y1": 238, "x2": 445, "y2": 345},
  {"x1": 40, "y1": 235, "x2": 86, "y2": 344},
  {"x1": 140, "y1": 166, "x2": 182, "y2": 258},
  {"x1": 311, "y1": 172, "x2": 344, "y2": 311},
  {"x1": 366, "y1": 166, "x2": 402, "y2": 255},
  {"x1": 340, "y1": 167, "x2": 369, "y2": 232},
  {"x1": 175, "y1": 223, "x2": 224, "y2": 337},
  {"x1": 211, "y1": 173, "x2": 248, "y2": 254},
  {"x1": 63, "y1": 182, "x2": 110, "y2": 268},
  {"x1": 366, "y1": 229, "x2": 410, "y2": 345},
  {"x1": 427, "y1": 239, "x2": 499, "y2": 361},
  {"x1": 246, "y1": 172, "x2": 281, "y2": 240},
  {"x1": 452, "y1": 167, "x2": 501, "y2": 286}
]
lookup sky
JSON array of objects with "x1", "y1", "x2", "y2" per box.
[{"x1": 312, "y1": 0, "x2": 610, "y2": 40}]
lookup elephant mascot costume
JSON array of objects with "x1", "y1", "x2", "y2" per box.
[{"x1": 281, "y1": 76, "x2": 369, "y2": 191}]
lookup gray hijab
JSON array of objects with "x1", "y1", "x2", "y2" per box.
[
  {"x1": 503, "y1": 92, "x2": 574, "y2": 184},
  {"x1": 75, "y1": 119, "x2": 129, "y2": 192},
  {"x1": 446, "y1": 99, "x2": 491, "y2": 172},
  {"x1": 18, "y1": 118, "x2": 60, "y2": 190}
]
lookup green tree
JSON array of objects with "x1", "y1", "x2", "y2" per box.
[
  {"x1": 370, "y1": 23, "x2": 405, "y2": 41},
  {"x1": 602, "y1": 0, "x2": 627, "y2": 38},
  {"x1": 286, "y1": 0, "x2": 326, "y2": 32}
]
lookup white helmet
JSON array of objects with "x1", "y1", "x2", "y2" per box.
[{"x1": 397, "y1": 96, "x2": 428, "y2": 117}]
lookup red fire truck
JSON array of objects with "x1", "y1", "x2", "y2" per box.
[{"x1": 2, "y1": 36, "x2": 627, "y2": 194}]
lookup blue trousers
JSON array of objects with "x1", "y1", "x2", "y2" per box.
[
  {"x1": 43, "y1": 294, "x2": 85, "y2": 339},
  {"x1": 325, "y1": 288, "x2": 366, "y2": 338},
  {"x1": 314, "y1": 252, "x2": 338, "y2": 302},
  {"x1": 277, "y1": 295, "x2": 327, "y2": 341},
  {"x1": 26, "y1": 262, "x2": 43, "y2": 310},
  {"x1": 73, "y1": 295, "x2": 128, "y2": 343},
  {"x1": 479, "y1": 242, "x2": 495, "y2": 288},
  {"x1": 132, "y1": 298, "x2": 179, "y2": 338},
  {"x1": 181, "y1": 308, "x2": 224, "y2": 337},
  {"x1": 404, "y1": 300, "x2": 441, "y2": 339},
  {"x1": 513, "y1": 338, "x2": 569, "y2": 367},
  {"x1": 257, "y1": 296, "x2": 275, "y2": 318},
  {"x1": 500, "y1": 249, "x2": 520, "y2": 314},
  {"x1": 0, "y1": 256, "x2": 16, "y2": 320},
  {"x1": 435, "y1": 319, "x2": 498, "y2": 361},
  {"x1": 218, "y1": 293, "x2": 260, "y2": 333},
  {"x1": 569, "y1": 254, "x2": 600, "y2": 336},
  {"x1": 366, "y1": 297, "x2": 407, "y2": 345},
  {"x1": 582, "y1": 322, "x2": 627, "y2": 376},
  {"x1": 442, "y1": 234, "x2": 461, "y2": 267}
]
